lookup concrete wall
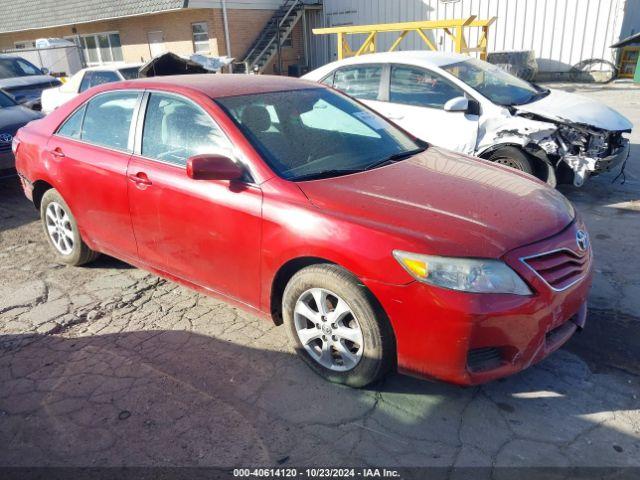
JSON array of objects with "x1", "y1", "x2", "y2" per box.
[{"x1": 318, "y1": 0, "x2": 638, "y2": 73}]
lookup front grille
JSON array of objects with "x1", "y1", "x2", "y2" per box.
[
  {"x1": 467, "y1": 347, "x2": 503, "y2": 373},
  {"x1": 522, "y1": 249, "x2": 589, "y2": 291}
]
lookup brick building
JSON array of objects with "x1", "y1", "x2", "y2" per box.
[{"x1": 0, "y1": 0, "x2": 323, "y2": 74}]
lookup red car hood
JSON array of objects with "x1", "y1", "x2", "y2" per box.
[{"x1": 297, "y1": 147, "x2": 574, "y2": 258}]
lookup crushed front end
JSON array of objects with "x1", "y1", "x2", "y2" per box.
[{"x1": 554, "y1": 123, "x2": 631, "y2": 186}]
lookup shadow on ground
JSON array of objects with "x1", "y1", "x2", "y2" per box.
[{"x1": 1, "y1": 328, "x2": 639, "y2": 470}]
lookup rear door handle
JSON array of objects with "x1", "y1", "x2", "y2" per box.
[
  {"x1": 48, "y1": 147, "x2": 65, "y2": 158},
  {"x1": 128, "y1": 172, "x2": 152, "y2": 186}
]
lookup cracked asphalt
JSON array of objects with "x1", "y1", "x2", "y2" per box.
[{"x1": 1, "y1": 85, "x2": 640, "y2": 470}]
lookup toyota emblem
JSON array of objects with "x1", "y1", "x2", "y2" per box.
[
  {"x1": 0, "y1": 133, "x2": 12, "y2": 144},
  {"x1": 576, "y1": 230, "x2": 589, "y2": 252}
]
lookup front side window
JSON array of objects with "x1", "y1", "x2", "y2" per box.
[
  {"x1": 389, "y1": 65, "x2": 465, "y2": 109},
  {"x1": 142, "y1": 93, "x2": 229, "y2": 166},
  {"x1": 216, "y1": 88, "x2": 422, "y2": 181},
  {"x1": 81, "y1": 91, "x2": 139, "y2": 150},
  {"x1": 57, "y1": 105, "x2": 86, "y2": 139},
  {"x1": 442, "y1": 58, "x2": 544, "y2": 106},
  {"x1": 332, "y1": 65, "x2": 382, "y2": 100}
]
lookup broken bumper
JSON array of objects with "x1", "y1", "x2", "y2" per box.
[{"x1": 563, "y1": 138, "x2": 630, "y2": 186}]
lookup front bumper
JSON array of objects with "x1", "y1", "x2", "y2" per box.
[
  {"x1": 563, "y1": 138, "x2": 630, "y2": 186},
  {"x1": 365, "y1": 221, "x2": 593, "y2": 385}
]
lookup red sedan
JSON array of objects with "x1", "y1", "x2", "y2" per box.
[{"x1": 14, "y1": 75, "x2": 592, "y2": 387}]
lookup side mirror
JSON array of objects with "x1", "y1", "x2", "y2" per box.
[
  {"x1": 14, "y1": 94, "x2": 28, "y2": 105},
  {"x1": 186, "y1": 154, "x2": 243, "y2": 181},
  {"x1": 41, "y1": 67, "x2": 49, "y2": 75},
  {"x1": 443, "y1": 96, "x2": 469, "y2": 112}
]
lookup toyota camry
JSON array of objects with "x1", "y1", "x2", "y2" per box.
[{"x1": 14, "y1": 75, "x2": 592, "y2": 387}]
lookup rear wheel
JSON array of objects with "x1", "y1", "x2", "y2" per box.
[
  {"x1": 282, "y1": 264, "x2": 395, "y2": 388},
  {"x1": 40, "y1": 189, "x2": 99, "y2": 266}
]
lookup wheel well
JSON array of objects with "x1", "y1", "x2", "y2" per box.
[
  {"x1": 270, "y1": 257, "x2": 335, "y2": 325},
  {"x1": 32, "y1": 180, "x2": 54, "y2": 210},
  {"x1": 479, "y1": 143, "x2": 554, "y2": 184}
]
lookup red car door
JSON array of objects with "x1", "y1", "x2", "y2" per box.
[
  {"x1": 127, "y1": 91, "x2": 263, "y2": 307},
  {"x1": 46, "y1": 90, "x2": 141, "y2": 258}
]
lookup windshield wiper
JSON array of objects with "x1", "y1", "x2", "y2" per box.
[
  {"x1": 364, "y1": 147, "x2": 426, "y2": 171},
  {"x1": 290, "y1": 168, "x2": 364, "y2": 182}
]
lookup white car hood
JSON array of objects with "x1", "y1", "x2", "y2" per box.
[{"x1": 516, "y1": 88, "x2": 633, "y2": 132}]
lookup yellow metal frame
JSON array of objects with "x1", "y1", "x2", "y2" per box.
[{"x1": 313, "y1": 16, "x2": 496, "y2": 60}]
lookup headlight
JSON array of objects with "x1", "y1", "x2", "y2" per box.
[{"x1": 393, "y1": 250, "x2": 532, "y2": 295}]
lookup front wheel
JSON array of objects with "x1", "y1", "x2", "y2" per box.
[
  {"x1": 282, "y1": 264, "x2": 395, "y2": 388},
  {"x1": 487, "y1": 146, "x2": 535, "y2": 175}
]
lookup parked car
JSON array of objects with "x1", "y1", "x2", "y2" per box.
[
  {"x1": 0, "y1": 89, "x2": 43, "y2": 170},
  {"x1": 303, "y1": 51, "x2": 632, "y2": 187},
  {"x1": 14, "y1": 75, "x2": 592, "y2": 387},
  {"x1": 41, "y1": 63, "x2": 141, "y2": 114},
  {"x1": 0, "y1": 54, "x2": 62, "y2": 110}
]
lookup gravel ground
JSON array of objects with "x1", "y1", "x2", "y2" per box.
[{"x1": 0, "y1": 84, "x2": 639, "y2": 470}]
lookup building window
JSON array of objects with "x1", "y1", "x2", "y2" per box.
[
  {"x1": 192, "y1": 22, "x2": 210, "y2": 54},
  {"x1": 14, "y1": 41, "x2": 35, "y2": 50},
  {"x1": 76, "y1": 32, "x2": 123, "y2": 65}
]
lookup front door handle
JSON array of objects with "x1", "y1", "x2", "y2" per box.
[{"x1": 128, "y1": 172, "x2": 152, "y2": 186}]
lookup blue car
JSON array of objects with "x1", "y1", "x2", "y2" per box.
[{"x1": 0, "y1": 54, "x2": 62, "y2": 110}]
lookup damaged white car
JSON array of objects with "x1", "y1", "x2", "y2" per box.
[{"x1": 303, "y1": 51, "x2": 632, "y2": 186}]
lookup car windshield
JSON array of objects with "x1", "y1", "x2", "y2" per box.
[
  {"x1": 0, "y1": 57, "x2": 42, "y2": 79},
  {"x1": 118, "y1": 67, "x2": 139, "y2": 80},
  {"x1": 0, "y1": 90, "x2": 17, "y2": 108},
  {"x1": 442, "y1": 58, "x2": 547, "y2": 106},
  {"x1": 216, "y1": 88, "x2": 423, "y2": 181}
]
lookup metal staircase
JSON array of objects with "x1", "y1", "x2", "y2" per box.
[{"x1": 237, "y1": 0, "x2": 305, "y2": 74}]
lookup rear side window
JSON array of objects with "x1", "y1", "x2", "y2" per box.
[
  {"x1": 80, "y1": 91, "x2": 139, "y2": 151},
  {"x1": 389, "y1": 65, "x2": 465, "y2": 109},
  {"x1": 80, "y1": 71, "x2": 120, "y2": 92},
  {"x1": 57, "y1": 105, "x2": 86, "y2": 139},
  {"x1": 332, "y1": 65, "x2": 382, "y2": 100},
  {"x1": 141, "y1": 93, "x2": 229, "y2": 166}
]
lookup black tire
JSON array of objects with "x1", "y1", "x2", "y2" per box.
[
  {"x1": 487, "y1": 146, "x2": 535, "y2": 175},
  {"x1": 40, "y1": 189, "x2": 100, "y2": 266},
  {"x1": 282, "y1": 264, "x2": 395, "y2": 388}
]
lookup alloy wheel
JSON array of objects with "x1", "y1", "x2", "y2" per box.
[
  {"x1": 45, "y1": 202, "x2": 74, "y2": 255},
  {"x1": 293, "y1": 288, "x2": 364, "y2": 372}
]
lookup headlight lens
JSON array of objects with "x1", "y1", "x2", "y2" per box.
[{"x1": 393, "y1": 250, "x2": 532, "y2": 295}]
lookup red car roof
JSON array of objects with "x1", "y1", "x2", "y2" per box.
[{"x1": 121, "y1": 74, "x2": 322, "y2": 98}]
